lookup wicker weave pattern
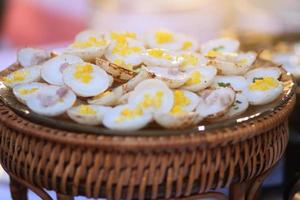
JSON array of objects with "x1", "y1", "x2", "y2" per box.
[{"x1": 0, "y1": 96, "x2": 295, "y2": 200}]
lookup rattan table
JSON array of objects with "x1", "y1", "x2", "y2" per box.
[{"x1": 0, "y1": 91, "x2": 295, "y2": 200}]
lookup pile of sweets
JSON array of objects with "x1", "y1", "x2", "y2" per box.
[{"x1": 2, "y1": 29, "x2": 284, "y2": 131}]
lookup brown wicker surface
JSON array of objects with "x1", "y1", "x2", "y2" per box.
[{"x1": 0, "y1": 89, "x2": 295, "y2": 200}]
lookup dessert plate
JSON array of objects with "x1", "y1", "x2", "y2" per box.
[{"x1": 0, "y1": 59, "x2": 295, "y2": 136}]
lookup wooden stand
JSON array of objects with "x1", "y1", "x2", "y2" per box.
[{"x1": 0, "y1": 95, "x2": 295, "y2": 199}]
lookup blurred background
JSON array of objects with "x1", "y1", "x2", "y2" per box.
[
  {"x1": 1, "y1": 0, "x2": 300, "y2": 199},
  {"x1": 1, "y1": 0, "x2": 300, "y2": 65}
]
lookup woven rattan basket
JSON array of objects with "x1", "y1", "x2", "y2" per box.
[{"x1": 0, "y1": 63, "x2": 296, "y2": 200}]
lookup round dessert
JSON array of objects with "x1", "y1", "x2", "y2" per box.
[{"x1": 0, "y1": 29, "x2": 293, "y2": 133}]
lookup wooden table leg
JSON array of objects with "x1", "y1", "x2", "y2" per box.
[
  {"x1": 9, "y1": 176, "x2": 28, "y2": 200},
  {"x1": 229, "y1": 167, "x2": 273, "y2": 200},
  {"x1": 56, "y1": 193, "x2": 74, "y2": 200},
  {"x1": 229, "y1": 182, "x2": 246, "y2": 200}
]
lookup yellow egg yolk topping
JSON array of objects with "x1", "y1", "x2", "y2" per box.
[
  {"x1": 115, "y1": 107, "x2": 143, "y2": 122},
  {"x1": 171, "y1": 106, "x2": 183, "y2": 114},
  {"x1": 236, "y1": 58, "x2": 248, "y2": 66},
  {"x1": 171, "y1": 90, "x2": 191, "y2": 114},
  {"x1": 206, "y1": 50, "x2": 218, "y2": 58},
  {"x1": 78, "y1": 105, "x2": 97, "y2": 115},
  {"x1": 18, "y1": 88, "x2": 39, "y2": 95},
  {"x1": 112, "y1": 42, "x2": 142, "y2": 56},
  {"x1": 3, "y1": 71, "x2": 29, "y2": 84},
  {"x1": 184, "y1": 71, "x2": 201, "y2": 86},
  {"x1": 113, "y1": 59, "x2": 134, "y2": 71},
  {"x1": 138, "y1": 91, "x2": 164, "y2": 109},
  {"x1": 181, "y1": 53, "x2": 199, "y2": 68},
  {"x1": 111, "y1": 32, "x2": 137, "y2": 44},
  {"x1": 155, "y1": 31, "x2": 174, "y2": 44},
  {"x1": 249, "y1": 77, "x2": 279, "y2": 91},
  {"x1": 206, "y1": 45, "x2": 226, "y2": 57},
  {"x1": 73, "y1": 64, "x2": 93, "y2": 84},
  {"x1": 72, "y1": 37, "x2": 107, "y2": 48},
  {"x1": 147, "y1": 49, "x2": 173, "y2": 61},
  {"x1": 182, "y1": 41, "x2": 193, "y2": 50}
]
